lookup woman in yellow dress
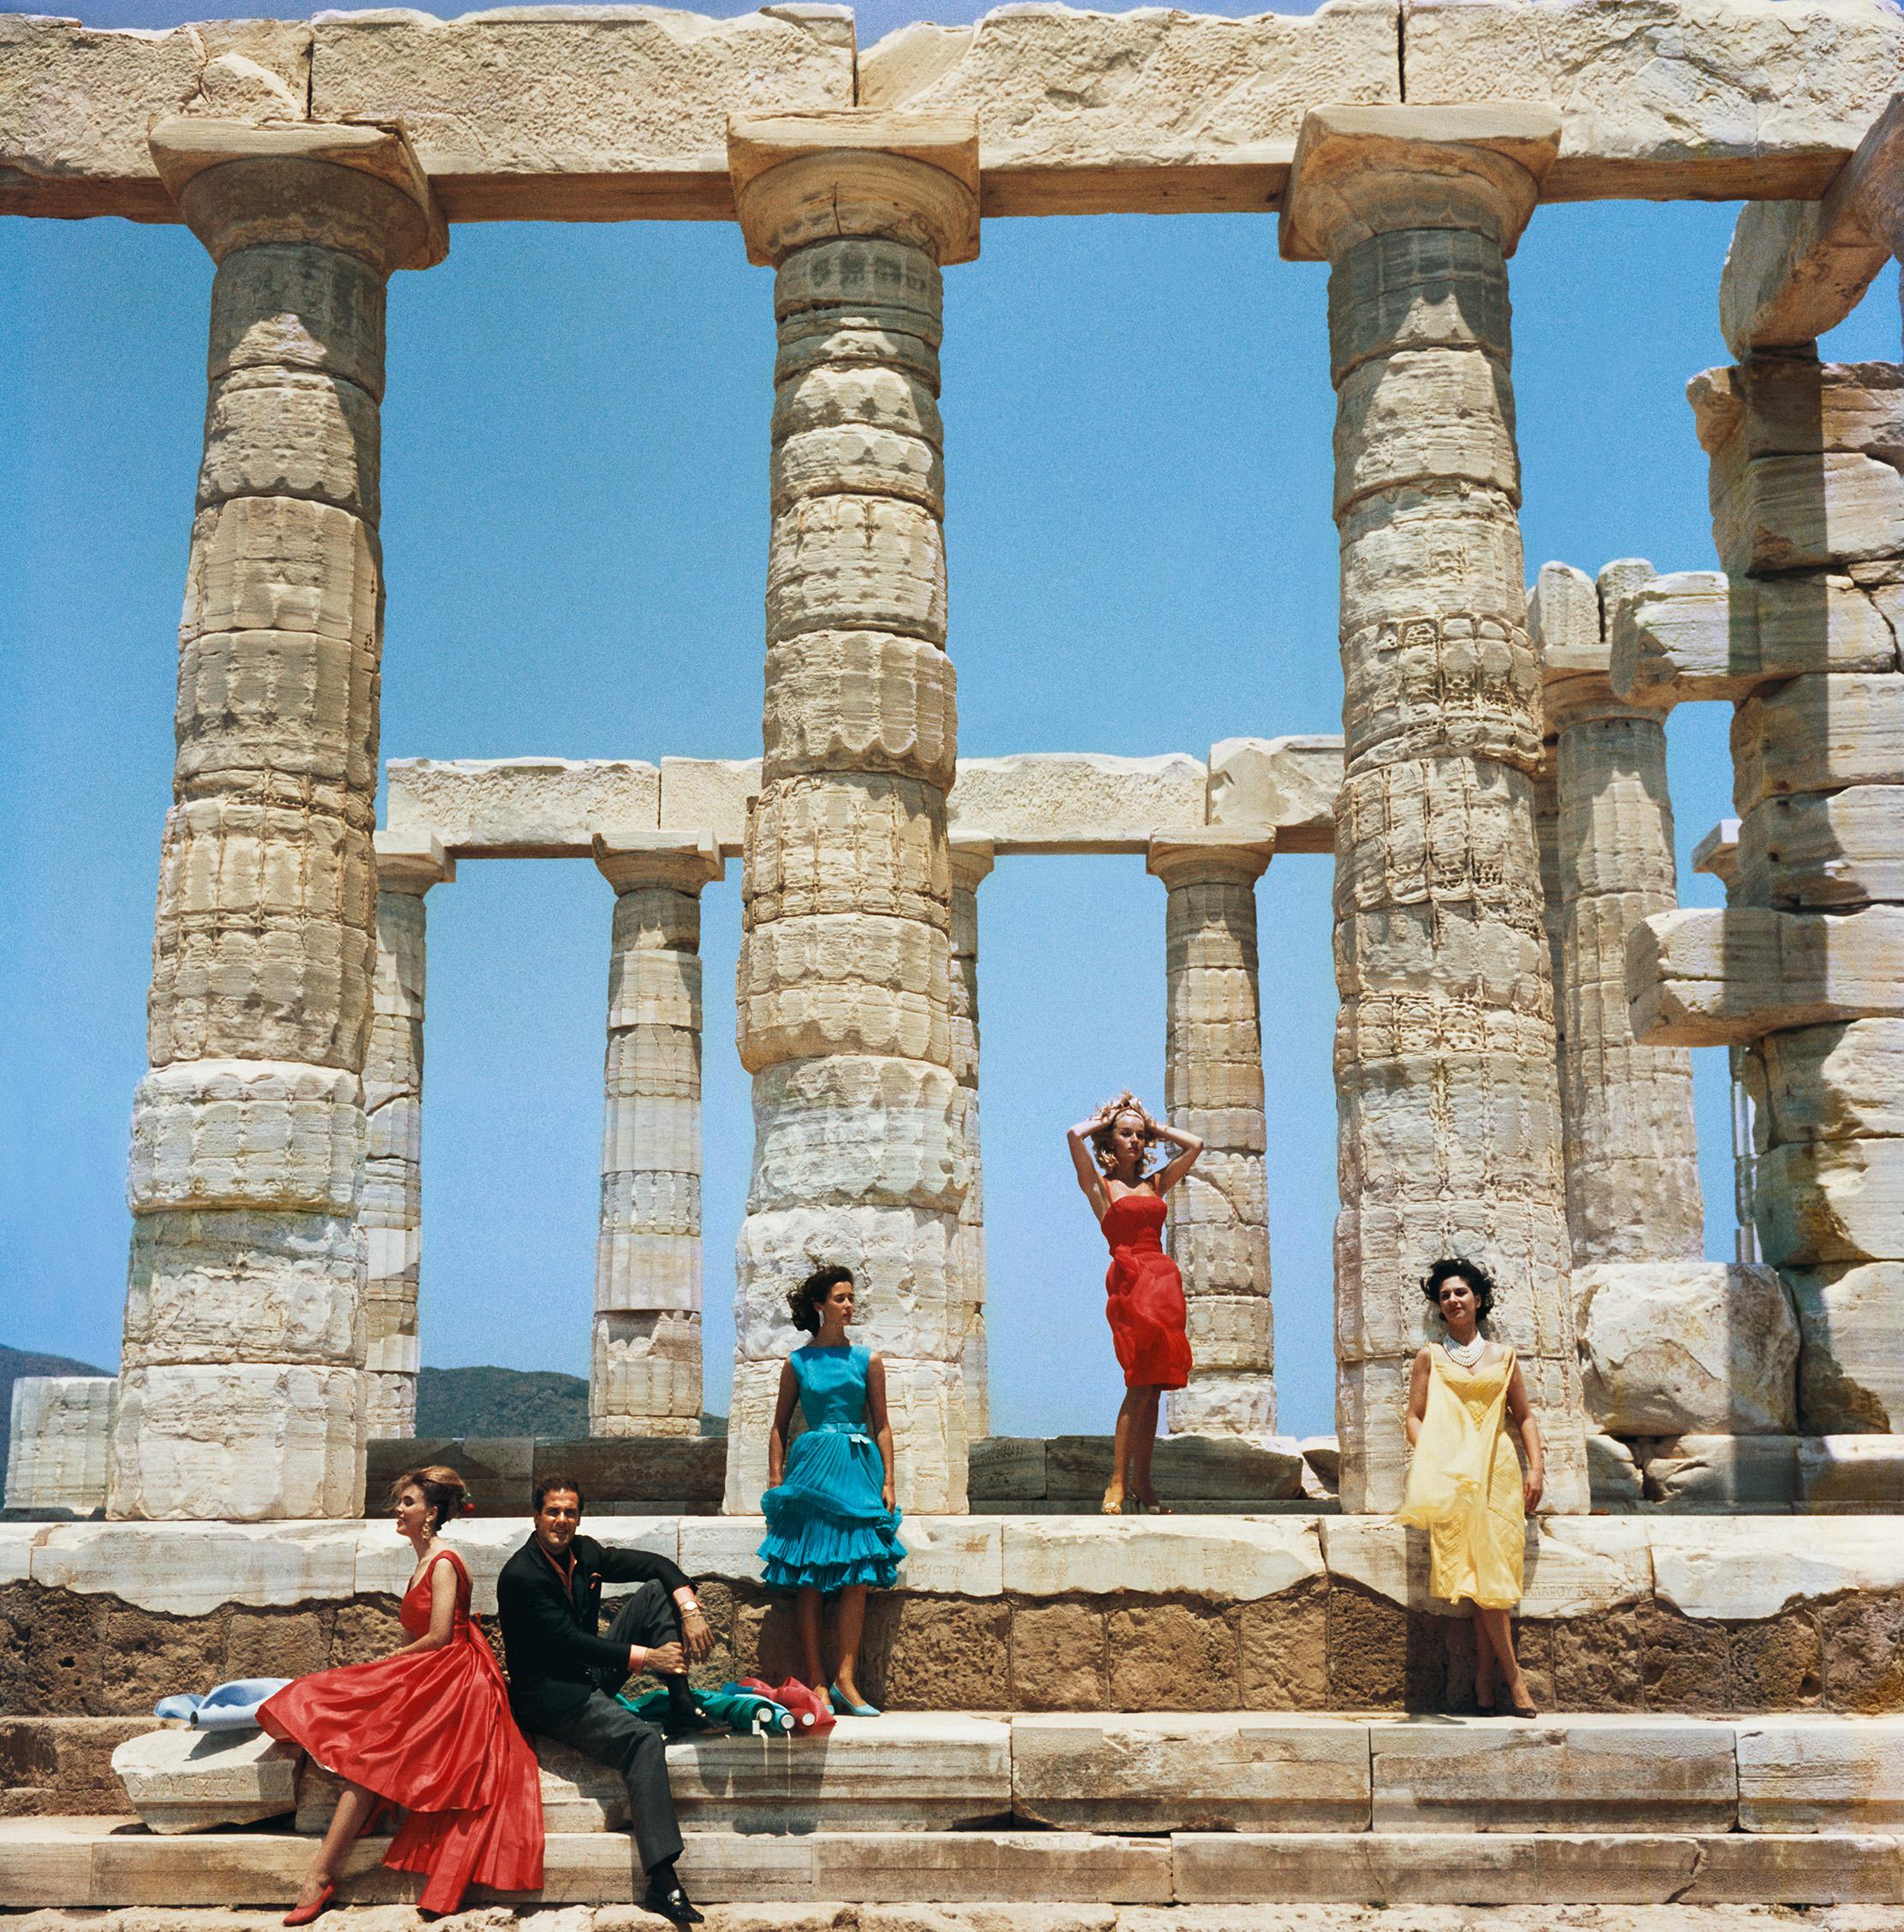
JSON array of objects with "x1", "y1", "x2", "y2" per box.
[{"x1": 1397, "y1": 1257, "x2": 1545, "y2": 1717}]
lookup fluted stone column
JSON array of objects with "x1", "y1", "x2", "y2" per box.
[
  {"x1": 592, "y1": 833, "x2": 722, "y2": 1437},
  {"x1": 361, "y1": 831, "x2": 454, "y2": 1440},
  {"x1": 1148, "y1": 830, "x2": 1278, "y2": 1438},
  {"x1": 5, "y1": 1378, "x2": 116, "y2": 1514},
  {"x1": 724, "y1": 113, "x2": 979, "y2": 1514},
  {"x1": 949, "y1": 837, "x2": 994, "y2": 1439},
  {"x1": 109, "y1": 121, "x2": 445, "y2": 1520},
  {"x1": 1284, "y1": 105, "x2": 1590, "y2": 1514}
]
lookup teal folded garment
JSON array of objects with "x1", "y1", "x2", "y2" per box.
[{"x1": 614, "y1": 1683, "x2": 796, "y2": 1735}]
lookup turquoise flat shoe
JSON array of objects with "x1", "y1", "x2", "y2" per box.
[{"x1": 829, "y1": 1684, "x2": 881, "y2": 1717}]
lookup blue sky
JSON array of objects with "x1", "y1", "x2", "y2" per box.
[{"x1": 4, "y1": 0, "x2": 1899, "y2": 1441}]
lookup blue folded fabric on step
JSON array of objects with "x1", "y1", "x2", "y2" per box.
[{"x1": 153, "y1": 1679, "x2": 292, "y2": 1730}]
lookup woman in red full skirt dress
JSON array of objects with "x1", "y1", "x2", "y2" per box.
[
  {"x1": 260, "y1": 1466, "x2": 543, "y2": 1923},
  {"x1": 1067, "y1": 1091, "x2": 1205, "y2": 1515}
]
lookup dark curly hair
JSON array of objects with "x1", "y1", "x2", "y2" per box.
[
  {"x1": 1421, "y1": 1256, "x2": 1497, "y2": 1325},
  {"x1": 387, "y1": 1464, "x2": 468, "y2": 1532},
  {"x1": 788, "y1": 1264, "x2": 853, "y2": 1336}
]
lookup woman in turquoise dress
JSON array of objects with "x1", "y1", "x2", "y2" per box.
[{"x1": 758, "y1": 1265, "x2": 906, "y2": 1716}]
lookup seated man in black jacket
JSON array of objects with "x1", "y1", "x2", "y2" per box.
[{"x1": 497, "y1": 1474, "x2": 715, "y2": 1926}]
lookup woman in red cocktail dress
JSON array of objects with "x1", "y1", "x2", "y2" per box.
[
  {"x1": 1066, "y1": 1091, "x2": 1204, "y2": 1515},
  {"x1": 259, "y1": 1466, "x2": 543, "y2": 1923}
]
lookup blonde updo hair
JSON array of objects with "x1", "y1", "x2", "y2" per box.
[{"x1": 1090, "y1": 1091, "x2": 1161, "y2": 1177}]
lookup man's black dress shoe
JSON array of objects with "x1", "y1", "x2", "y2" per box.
[{"x1": 639, "y1": 1878, "x2": 704, "y2": 1924}]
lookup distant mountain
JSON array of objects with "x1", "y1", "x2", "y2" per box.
[
  {"x1": 1, "y1": 1343, "x2": 113, "y2": 1470},
  {"x1": 415, "y1": 1365, "x2": 726, "y2": 1440}
]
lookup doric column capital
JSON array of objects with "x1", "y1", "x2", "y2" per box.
[
  {"x1": 593, "y1": 830, "x2": 724, "y2": 896},
  {"x1": 728, "y1": 110, "x2": 980, "y2": 268},
  {"x1": 1147, "y1": 827, "x2": 1274, "y2": 888},
  {"x1": 373, "y1": 830, "x2": 455, "y2": 897},
  {"x1": 148, "y1": 117, "x2": 447, "y2": 272},
  {"x1": 1280, "y1": 104, "x2": 1560, "y2": 264},
  {"x1": 949, "y1": 837, "x2": 995, "y2": 894}
]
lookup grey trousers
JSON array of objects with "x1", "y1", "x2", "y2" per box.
[{"x1": 535, "y1": 1582, "x2": 685, "y2": 1876}]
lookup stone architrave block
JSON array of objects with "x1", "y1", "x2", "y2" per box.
[
  {"x1": 306, "y1": 9, "x2": 855, "y2": 221},
  {"x1": 1586, "y1": 1431, "x2": 1643, "y2": 1508},
  {"x1": 1797, "y1": 1434, "x2": 1904, "y2": 1510},
  {"x1": 1756, "y1": 1135, "x2": 1904, "y2": 1265},
  {"x1": 113, "y1": 1727, "x2": 300, "y2": 1835},
  {"x1": 659, "y1": 756, "x2": 761, "y2": 853},
  {"x1": 1207, "y1": 734, "x2": 1343, "y2": 852},
  {"x1": 3, "y1": 1377, "x2": 116, "y2": 1514},
  {"x1": 1368, "y1": 1716, "x2": 1738, "y2": 1832},
  {"x1": 1788, "y1": 1260, "x2": 1904, "y2": 1431},
  {"x1": 1642, "y1": 1435, "x2": 1801, "y2": 1510},
  {"x1": 999, "y1": 1514, "x2": 1324, "y2": 1599},
  {"x1": 1752, "y1": 1017, "x2": 1904, "y2": 1143},
  {"x1": 384, "y1": 757, "x2": 659, "y2": 856},
  {"x1": 947, "y1": 752, "x2": 1206, "y2": 852},
  {"x1": 1011, "y1": 1714, "x2": 1372, "y2": 1831},
  {"x1": 1627, "y1": 904, "x2": 1904, "y2": 1046},
  {"x1": 1734, "y1": 672, "x2": 1904, "y2": 810},
  {"x1": 1736, "y1": 1716, "x2": 1904, "y2": 1830},
  {"x1": 1647, "y1": 1514, "x2": 1904, "y2": 1619},
  {"x1": 859, "y1": 1, "x2": 1400, "y2": 215},
  {"x1": 1574, "y1": 1259, "x2": 1799, "y2": 1436},
  {"x1": 1741, "y1": 787, "x2": 1904, "y2": 910},
  {"x1": 1401, "y1": 0, "x2": 1904, "y2": 200}
]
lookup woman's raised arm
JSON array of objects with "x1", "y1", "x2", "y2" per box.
[
  {"x1": 1148, "y1": 1121, "x2": 1204, "y2": 1195},
  {"x1": 1066, "y1": 1114, "x2": 1110, "y2": 1218}
]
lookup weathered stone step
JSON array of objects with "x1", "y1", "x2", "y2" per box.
[{"x1": 5, "y1": 1816, "x2": 1901, "y2": 1910}]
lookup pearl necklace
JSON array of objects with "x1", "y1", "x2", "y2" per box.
[{"x1": 1441, "y1": 1334, "x2": 1487, "y2": 1368}]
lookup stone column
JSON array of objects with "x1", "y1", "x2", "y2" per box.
[
  {"x1": 724, "y1": 113, "x2": 978, "y2": 1514},
  {"x1": 5, "y1": 1378, "x2": 116, "y2": 1514},
  {"x1": 360, "y1": 831, "x2": 454, "y2": 1440},
  {"x1": 108, "y1": 120, "x2": 446, "y2": 1520},
  {"x1": 592, "y1": 833, "x2": 723, "y2": 1437},
  {"x1": 949, "y1": 837, "x2": 994, "y2": 1440},
  {"x1": 1147, "y1": 830, "x2": 1278, "y2": 1438},
  {"x1": 1284, "y1": 105, "x2": 1590, "y2": 1514},
  {"x1": 1627, "y1": 353, "x2": 1904, "y2": 1443}
]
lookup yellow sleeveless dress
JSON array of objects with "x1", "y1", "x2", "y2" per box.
[{"x1": 1395, "y1": 1344, "x2": 1526, "y2": 1609}]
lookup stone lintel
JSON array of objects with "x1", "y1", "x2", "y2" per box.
[
  {"x1": 1148, "y1": 827, "x2": 1275, "y2": 887},
  {"x1": 146, "y1": 115, "x2": 447, "y2": 269},
  {"x1": 1692, "y1": 820, "x2": 1742, "y2": 889},
  {"x1": 948, "y1": 836, "x2": 996, "y2": 892},
  {"x1": 1278, "y1": 103, "x2": 1562, "y2": 263},
  {"x1": 727, "y1": 108, "x2": 981, "y2": 265},
  {"x1": 371, "y1": 829, "x2": 454, "y2": 896},
  {"x1": 1721, "y1": 94, "x2": 1904, "y2": 359},
  {"x1": 591, "y1": 830, "x2": 724, "y2": 896},
  {"x1": 1207, "y1": 735, "x2": 1342, "y2": 855}
]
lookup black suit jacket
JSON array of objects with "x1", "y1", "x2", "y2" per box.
[{"x1": 496, "y1": 1531, "x2": 692, "y2": 1728}]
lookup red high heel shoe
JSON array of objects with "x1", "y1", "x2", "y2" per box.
[{"x1": 283, "y1": 1882, "x2": 335, "y2": 1926}]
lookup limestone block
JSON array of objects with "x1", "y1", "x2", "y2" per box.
[
  {"x1": 1403, "y1": 0, "x2": 1904, "y2": 200},
  {"x1": 590, "y1": 1312, "x2": 702, "y2": 1435},
  {"x1": 127, "y1": 1062, "x2": 362, "y2": 1217},
  {"x1": 112, "y1": 1727, "x2": 300, "y2": 1835},
  {"x1": 998, "y1": 1514, "x2": 1324, "y2": 1600},
  {"x1": 601, "y1": 1093, "x2": 699, "y2": 1175},
  {"x1": 720, "y1": 1355, "x2": 784, "y2": 1514},
  {"x1": 1168, "y1": 1375, "x2": 1278, "y2": 1437},
  {"x1": 384, "y1": 757, "x2": 661, "y2": 856},
  {"x1": 1788, "y1": 1261, "x2": 1904, "y2": 1431},
  {"x1": 1011, "y1": 1714, "x2": 1370, "y2": 1831},
  {"x1": 181, "y1": 496, "x2": 377, "y2": 652},
  {"x1": 1735, "y1": 675, "x2": 1904, "y2": 818},
  {"x1": 734, "y1": 1205, "x2": 959, "y2": 1359},
  {"x1": 606, "y1": 946, "x2": 700, "y2": 1033},
  {"x1": 1642, "y1": 1434, "x2": 1800, "y2": 1509},
  {"x1": 1574, "y1": 1260, "x2": 1799, "y2": 1436},
  {"x1": 1586, "y1": 1431, "x2": 1643, "y2": 1508},
  {"x1": 108, "y1": 1364, "x2": 365, "y2": 1522},
  {"x1": 208, "y1": 240, "x2": 388, "y2": 400},
  {"x1": 198, "y1": 369, "x2": 379, "y2": 521},
  {"x1": 657, "y1": 756, "x2": 761, "y2": 852},
  {"x1": 1713, "y1": 452, "x2": 1904, "y2": 575},
  {"x1": 3, "y1": 1377, "x2": 115, "y2": 1514},
  {"x1": 747, "y1": 1058, "x2": 966, "y2": 1213},
  {"x1": 1736, "y1": 1715, "x2": 1904, "y2": 1830},
  {"x1": 738, "y1": 913, "x2": 952, "y2": 1070},
  {"x1": 606, "y1": 1022, "x2": 701, "y2": 1101},
  {"x1": 306, "y1": 7, "x2": 853, "y2": 220},
  {"x1": 0, "y1": 16, "x2": 312, "y2": 218},
  {"x1": 598, "y1": 1167, "x2": 701, "y2": 1236},
  {"x1": 766, "y1": 495, "x2": 946, "y2": 647},
  {"x1": 1555, "y1": 719, "x2": 1678, "y2": 903},
  {"x1": 1753, "y1": 1019, "x2": 1904, "y2": 1143},
  {"x1": 27, "y1": 1518, "x2": 366, "y2": 1613},
  {"x1": 1368, "y1": 1715, "x2": 1736, "y2": 1831},
  {"x1": 1333, "y1": 347, "x2": 1519, "y2": 514},
  {"x1": 1741, "y1": 787, "x2": 1904, "y2": 910},
  {"x1": 1610, "y1": 570, "x2": 1900, "y2": 706},
  {"x1": 881, "y1": 1356, "x2": 969, "y2": 1516},
  {"x1": 744, "y1": 772, "x2": 950, "y2": 925},
  {"x1": 594, "y1": 1232, "x2": 702, "y2": 1313},
  {"x1": 1648, "y1": 1514, "x2": 1904, "y2": 1618},
  {"x1": 1627, "y1": 905, "x2": 1904, "y2": 1046},
  {"x1": 1798, "y1": 1433, "x2": 1904, "y2": 1510},
  {"x1": 1336, "y1": 905, "x2": 1551, "y2": 1011},
  {"x1": 122, "y1": 1210, "x2": 364, "y2": 1370},
  {"x1": 762, "y1": 633, "x2": 956, "y2": 791},
  {"x1": 772, "y1": 388, "x2": 944, "y2": 518},
  {"x1": 1756, "y1": 1135, "x2": 1904, "y2": 1265},
  {"x1": 1183, "y1": 1294, "x2": 1274, "y2": 1370},
  {"x1": 1528, "y1": 560, "x2": 1600, "y2": 669},
  {"x1": 1326, "y1": 225, "x2": 1512, "y2": 380},
  {"x1": 947, "y1": 751, "x2": 1206, "y2": 853},
  {"x1": 1206, "y1": 734, "x2": 1343, "y2": 853},
  {"x1": 805, "y1": 1828, "x2": 1174, "y2": 1904}
]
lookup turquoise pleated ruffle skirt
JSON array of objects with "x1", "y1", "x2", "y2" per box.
[{"x1": 759, "y1": 1427, "x2": 906, "y2": 1593}]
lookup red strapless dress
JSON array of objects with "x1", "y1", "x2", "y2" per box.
[
  {"x1": 1100, "y1": 1189, "x2": 1192, "y2": 1390},
  {"x1": 258, "y1": 1548, "x2": 543, "y2": 1914}
]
